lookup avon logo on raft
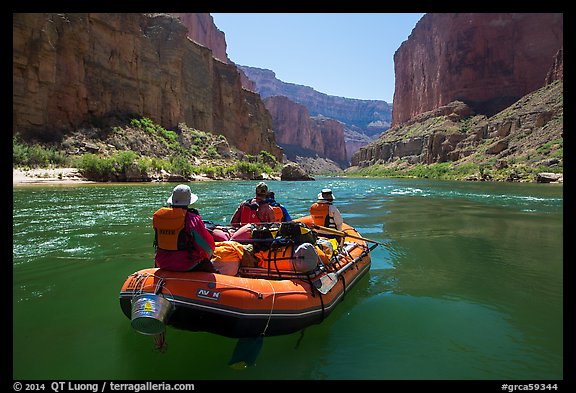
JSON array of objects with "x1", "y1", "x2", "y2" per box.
[{"x1": 196, "y1": 288, "x2": 221, "y2": 301}]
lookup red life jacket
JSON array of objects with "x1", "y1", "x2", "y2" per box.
[
  {"x1": 239, "y1": 199, "x2": 263, "y2": 225},
  {"x1": 310, "y1": 202, "x2": 336, "y2": 228}
]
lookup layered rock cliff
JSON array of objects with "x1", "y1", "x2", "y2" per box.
[
  {"x1": 239, "y1": 65, "x2": 391, "y2": 158},
  {"x1": 545, "y1": 48, "x2": 563, "y2": 85},
  {"x1": 351, "y1": 79, "x2": 563, "y2": 180},
  {"x1": 392, "y1": 13, "x2": 563, "y2": 127},
  {"x1": 264, "y1": 96, "x2": 348, "y2": 166},
  {"x1": 12, "y1": 13, "x2": 282, "y2": 160}
]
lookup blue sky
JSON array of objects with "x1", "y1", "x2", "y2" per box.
[{"x1": 211, "y1": 13, "x2": 425, "y2": 103}]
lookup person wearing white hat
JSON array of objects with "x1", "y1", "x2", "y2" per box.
[
  {"x1": 152, "y1": 184, "x2": 217, "y2": 272},
  {"x1": 310, "y1": 188, "x2": 344, "y2": 232}
]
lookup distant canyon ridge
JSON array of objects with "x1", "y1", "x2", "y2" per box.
[{"x1": 238, "y1": 66, "x2": 391, "y2": 165}]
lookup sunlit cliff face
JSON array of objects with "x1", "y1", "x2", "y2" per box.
[{"x1": 392, "y1": 13, "x2": 563, "y2": 127}]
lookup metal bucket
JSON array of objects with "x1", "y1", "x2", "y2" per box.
[{"x1": 130, "y1": 293, "x2": 173, "y2": 335}]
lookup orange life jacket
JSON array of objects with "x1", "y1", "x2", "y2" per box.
[
  {"x1": 152, "y1": 207, "x2": 188, "y2": 251},
  {"x1": 310, "y1": 202, "x2": 336, "y2": 228},
  {"x1": 271, "y1": 205, "x2": 283, "y2": 222}
]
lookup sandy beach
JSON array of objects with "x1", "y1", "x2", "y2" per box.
[
  {"x1": 12, "y1": 168, "x2": 226, "y2": 185},
  {"x1": 13, "y1": 168, "x2": 93, "y2": 185}
]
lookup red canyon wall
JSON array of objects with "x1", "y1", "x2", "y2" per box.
[
  {"x1": 12, "y1": 13, "x2": 281, "y2": 159},
  {"x1": 392, "y1": 13, "x2": 563, "y2": 126},
  {"x1": 170, "y1": 13, "x2": 229, "y2": 63}
]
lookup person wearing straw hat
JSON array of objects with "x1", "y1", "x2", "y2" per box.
[
  {"x1": 310, "y1": 188, "x2": 344, "y2": 232},
  {"x1": 230, "y1": 181, "x2": 276, "y2": 228},
  {"x1": 153, "y1": 184, "x2": 217, "y2": 272}
]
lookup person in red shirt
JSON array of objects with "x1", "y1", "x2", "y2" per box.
[
  {"x1": 229, "y1": 182, "x2": 276, "y2": 228},
  {"x1": 153, "y1": 184, "x2": 217, "y2": 272}
]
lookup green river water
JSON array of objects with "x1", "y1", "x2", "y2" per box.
[{"x1": 12, "y1": 178, "x2": 563, "y2": 381}]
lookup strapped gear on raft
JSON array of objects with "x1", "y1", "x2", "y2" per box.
[{"x1": 277, "y1": 221, "x2": 317, "y2": 246}]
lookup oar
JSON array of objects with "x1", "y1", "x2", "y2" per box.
[
  {"x1": 311, "y1": 225, "x2": 388, "y2": 246},
  {"x1": 231, "y1": 238, "x2": 284, "y2": 243},
  {"x1": 314, "y1": 243, "x2": 378, "y2": 295},
  {"x1": 228, "y1": 336, "x2": 264, "y2": 369}
]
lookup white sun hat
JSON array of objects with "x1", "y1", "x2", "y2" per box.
[
  {"x1": 167, "y1": 184, "x2": 198, "y2": 206},
  {"x1": 317, "y1": 188, "x2": 335, "y2": 201}
]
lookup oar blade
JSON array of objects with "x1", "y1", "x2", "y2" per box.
[
  {"x1": 314, "y1": 273, "x2": 338, "y2": 295},
  {"x1": 228, "y1": 336, "x2": 264, "y2": 369}
]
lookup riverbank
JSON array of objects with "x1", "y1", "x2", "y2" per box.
[
  {"x1": 14, "y1": 166, "x2": 563, "y2": 186},
  {"x1": 12, "y1": 167, "x2": 277, "y2": 185},
  {"x1": 13, "y1": 168, "x2": 95, "y2": 185}
]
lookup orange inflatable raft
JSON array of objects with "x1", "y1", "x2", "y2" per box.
[{"x1": 119, "y1": 216, "x2": 375, "y2": 338}]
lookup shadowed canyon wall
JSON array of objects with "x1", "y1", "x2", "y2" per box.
[
  {"x1": 12, "y1": 13, "x2": 282, "y2": 160},
  {"x1": 171, "y1": 13, "x2": 256, "y2": 92},
  {"x1": 170, "y1": 13, "x2": 229, "y2": 63}
]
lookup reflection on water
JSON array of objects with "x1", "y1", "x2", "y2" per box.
[
  {"x1": 320, "y1": 292, "x2": 558, "y2": 380},
  {"x1": 13, "y1": 178, "x2": 563, "y2": 379}
]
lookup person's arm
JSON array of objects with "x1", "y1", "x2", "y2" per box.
[
  {"x1": 331, "y1": 205, "x2": 344, "y2": 230},
  {"x1": 189, "y1": 213, "x2": 216, "y2": 259},
  {"x1": 230, "y1": 204, "x2": 242, "y2": 227}
]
